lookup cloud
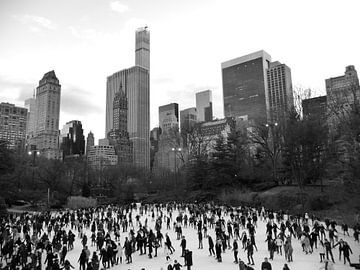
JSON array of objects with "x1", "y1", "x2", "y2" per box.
[
  {"x1": 13, "y1": 14, "x2": 57, "y2": 31},
  {"x1": 0, "y1": 75, "x2": 35, "y2": 104},
  {"x1": 61, "y1": 86, "x2": 102, "y2": 117},
  {"x1": 110, "y1": 1, "x2": 129, "y2": 13}
]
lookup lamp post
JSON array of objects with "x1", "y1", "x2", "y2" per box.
[
  {"x1": 265, "y1": 122, "x2": 279, "y2": 183},
  {"x1": 28, "y1": 146, "x2": 40, "y2": 186},
  {"x1": 171, "y1": 147, "x2": 182, "y2": 191}
]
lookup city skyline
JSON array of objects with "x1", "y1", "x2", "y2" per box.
[{"x1": 1, "y1": 0, "x2": 360, "y2": 139}]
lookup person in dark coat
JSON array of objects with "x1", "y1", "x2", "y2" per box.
[
  {"x1": 208, "y1": 236, "x2": 215, "y2": 256},
  {"x1": 78, "y1": 249, "x2": 87, "y2": 270},
  {"x1": 261, "y1": 257, "x2": 272, "y2": 270},
  {"x1": 342, "y1": 241, "x2": 353, "y2": 265}
]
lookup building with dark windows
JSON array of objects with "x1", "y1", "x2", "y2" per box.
[
  {"x1": 222, "y1": 50, "x2": 271, "y2": 125},
  {"x1": 86, "y1": 131, "x2": 94, "y2": 155},
  {"x1": 0, "y1": 102, "x2": 27, "y2": 150},
  {"x1": 60, "y1": 120, "x2": 85, "y2": 159},
  {"x1": 33, "y1": 70, "x2": 61, "y2": 159},
  {"x1": 267, "y1": 61, "x2": 294, "y2": 122},
  {"x1": 302, "y1": 96, "x2": 327, "y2": 122},
  {"x1": 106, "y1": 27, "x2": 150, "y2": 169},
  {"x1": 326, "y1": 65, "x2": 360, "y2": 132},
  {"x1": 196, "y1": 90, "x2": 213, "y2": 122},
  {"x1": 107, "y1": 86, "x2": 133, "y2": 164}
]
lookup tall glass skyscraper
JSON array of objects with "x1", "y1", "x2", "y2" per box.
[
  {"x1": 222, "y1": 50, "x2": 271, "y2": 124},
  {"x1": 196, "y1": 90, "x2": 213, "y2": 122}
]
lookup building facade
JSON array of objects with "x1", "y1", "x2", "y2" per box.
[
  {"x1": 105, "y1": 28, "x2": 150, "y2": 169},
  {"x1": 135, "y1": 27, "x2": 150, "y2": 70},
  {"x1": 0, "y1": 102, "x2": 27, "y2": 150},
  {"x1": 180, "y1": 107, "x2": 197, "y2": 147},
  {"x1": 107, "y1": 87, "x2": 133, "y2": 164},
  {"x1": 24, "y1": 97, "x2": 36, "y2": 149},
  {"x1": 86, "y1": 131, "x2": 94, "y2": 155},
  {"x1": 188, "y1": 117, "x2": 235, "y2": 158},
  {"x1": 159, "y1": 103, "x2": 179, "y2": 132},
  {"x1": 154, "y1": 103, "x2": 183, "y2": 173},
  {"x1": 87, "y1": 145, "x2": 118, "y2": 170},
  {"x1": 60, "y1": 120, "x2": 85, "y2": 159},
  {"x1": 196, "y1": 90, "x2": 213, "y2": 122},
  {"x1": 302, "y1": 96, "x2": 327, "y2": 122},
  {"x1": 267, "y1": 61, "x2": 293, "y2": 122},
  {"x1": 33, "y1": 70, "x2": 61, "y2": 159},
  {"x1": 222, "y1": 50, "x2": 272, "y2": 125},
  {"x1": 326, "y1": 65, "x2": 360, "y2": 132}
]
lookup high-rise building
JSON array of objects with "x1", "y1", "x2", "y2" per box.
[
  {"x1": 60, "y1": 120, "x2": 85, "y2": 159},
  {"x1": 196, "y1": 90, "x2": 213, "y2": 122},
  {"x1": 267, "y1": 61, "x2": 294, "y2": 122},
  {"x1": 222, "y1": 50, "x2": 271, "y2": 125},
  {"x1": 135, "y1": 27, "x2": 150, "y2": 70},
  {"x1": 0, "y1": 102, "x2": 27, "y2": 150},
  {"x1": 302, "y1": 96, "x2": 327, "y2": 122},
  {"x1": 33, "y1": 70, "x2": 61, "y2": 159},
  {"x1": 154, "y1": 103, "x2": 183, "y2": 173},
  {"x1": 86, "y1": 131, "x2": 94, "y2": 155},
  {"x1": 107, "y1": 86, "x2": 133, "y2": 164},
  {"x1": 105, "y1": 28, "x2": 150, "y2": 169},
  {"x1": 180, "y1": 108, "x2": 197, "y2": 132},
  {"x1": 24, "y1": 96, "x2": 36, "y2": 149},
  {"x1": 159, "y1": 103, "x2": 179, "y2": 132},
  {"x1": 150, "y1": 127, "x2": 161, "y2": 170},
  {"x1": 180, "y1": 107, "x2": 197, "y2": 147}
]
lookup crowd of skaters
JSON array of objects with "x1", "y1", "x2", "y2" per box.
[{"x1": 0, "y1": 203, "x2": 358, "y2": 270}]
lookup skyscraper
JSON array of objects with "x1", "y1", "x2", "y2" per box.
[
  {"x1": 159, "y1": 103, "x2": 179, "y2": 132},
  {"x1": 86, "y1": 131, "x2": 94, "y2": 155},
  {"x1": 180, "y1": 107, "x2": 197, "y2": 147},
  {"x1": 107, "y1": 86, "x2": 133, "y2": 164},
  {"x1": 60, "y1": 120, "x2": 85, "y2": 159},
  {"x1": 34, "y1": 70, "x2": 61, "y2": 159},
  {"x1": 196, "y1": 90, "x2": 213, "y2": 122},
  {"x1": 24, "y1": 96, "x2": 36, "y2": 149},
  {"x1": 105, "y1": 27, "x2": 150, "y2": 169},
  {"x1": 135, "y1": 27, "x2": 150, "y2": 70},
  {"x1": 0, "y1": 102, "x2": 27, "y2": 150},
  {"x1": 222, "y1": 50, "x2": 271, "y2": 124},
  {"x1": 267, "y1": 61, "x2": 293, "y2": 122},
  {"x1": 154, "y1": 103, "x2": 183, "y2": 173}
]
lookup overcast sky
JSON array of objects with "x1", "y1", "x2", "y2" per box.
[{"x1": 1, "y1": 0, "x2": 360, "y2": 141}]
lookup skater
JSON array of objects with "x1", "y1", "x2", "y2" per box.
[
  {"x1": 208, "y1": 236, "x2": 215, "y2": 256},
  {"x1": 261, "y1": 257, "x2": 272, "y2": 270}
]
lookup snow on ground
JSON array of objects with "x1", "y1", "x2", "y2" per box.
[{"x1": 57, "y1": 207, "x2": 360, "y2": 270}]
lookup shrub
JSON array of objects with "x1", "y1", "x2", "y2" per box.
[{"x1": 66, "y1": 196, "x2": 97, "y2": 209}]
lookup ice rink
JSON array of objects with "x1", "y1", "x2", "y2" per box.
[{"x1": 59, "y1": 206, "x2": 360, "y2": 270}]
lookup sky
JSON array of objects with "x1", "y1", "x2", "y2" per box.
[{"x1": 1, "y1": 0, "x2": 360, "y2": 141}]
